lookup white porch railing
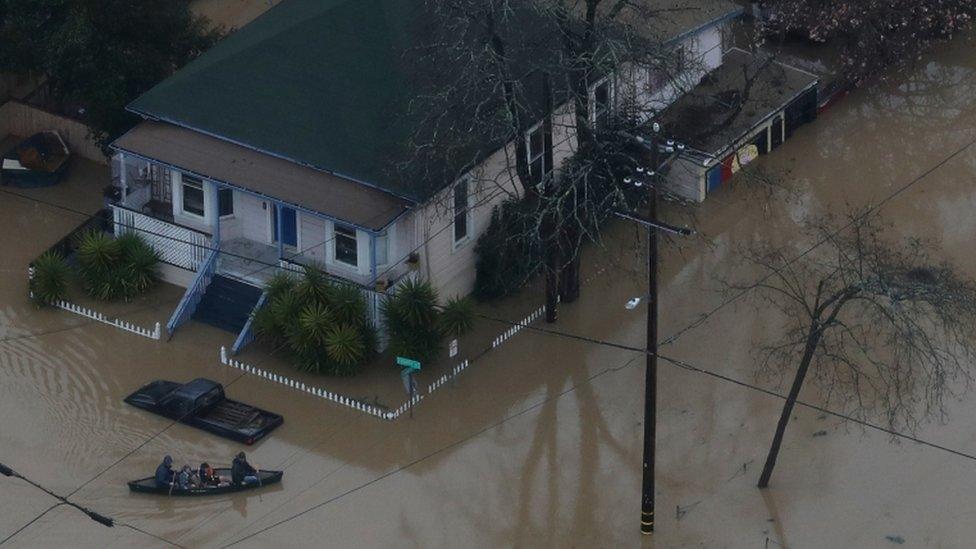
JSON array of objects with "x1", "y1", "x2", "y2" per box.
[
  {"x1": 111, "y1": 204, "x2": 211, "y2": 271},
  {"x1": 166, "y1": 247, "x2": 219, "y2": 337}
]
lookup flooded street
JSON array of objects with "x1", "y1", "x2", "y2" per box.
[{"x1": 4, "y1": 32, "x2": 976, "y2": 548}]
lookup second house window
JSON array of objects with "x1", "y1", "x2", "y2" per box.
[
  {"x1": 182, "y1": 175, "x2": 205, "y2": 217},
  {"x1": 334, "y1": 224, "x2": 358, "y2": 267},
  {"x1": 218, "y1": 188, "x2": 234, "y2": 217}
]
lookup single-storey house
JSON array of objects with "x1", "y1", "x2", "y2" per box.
[{"x1": 104, "y1": 0, "x2": 797, "y2": 346}]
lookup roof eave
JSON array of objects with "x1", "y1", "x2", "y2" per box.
[{"x1": 662, "y1": 6, "x2": 745, "y2": 47}]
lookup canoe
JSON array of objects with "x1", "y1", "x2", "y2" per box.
[{"x1": 127, "y1": 468, "x2": 282, "y2": 496}]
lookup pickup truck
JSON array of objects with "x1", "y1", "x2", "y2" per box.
[{"x1": 124, "y1": 378, "x2": 283, "y2": 445}]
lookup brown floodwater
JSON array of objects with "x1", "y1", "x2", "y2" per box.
[{"x1": 3, "y1": 32, "x2": 976, "y2": 548}]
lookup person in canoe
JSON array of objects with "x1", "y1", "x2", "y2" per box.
[
  {"x1": 231, "y1": 452, "x2": 258, "y2": 486},
  {"x1": 199, "y1": 462, "x2": 221, "y2": 487},
  {"x1": 154, "y1": 455, "x2": 175, "y2": 488},
  {"x1": 177, "y1": 465, "x2": 196, "y2": 489}
]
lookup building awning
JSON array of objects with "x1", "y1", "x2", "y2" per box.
[
  {"x1": 660, "y1": 48, "x2": 820, "y2": 158},
  {"x1": 112, "y1": 121, "x2": 413, "y2": 231}
]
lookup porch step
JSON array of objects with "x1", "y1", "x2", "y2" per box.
[{"x1": 192, "y1": 275, "x2": 263, "y2": 334}]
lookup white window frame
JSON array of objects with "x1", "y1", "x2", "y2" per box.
[
  {"x1": 590, "y1": 78, "x2": 614, "y2": 127},
  {"x1": 452, "y1": 178, "x2": 473, "y2": 250},
  {"x1": 179, "y1": 174, "x2": 206, "y2": 220},
  {"x1": 526, "y1": 122, "x2": 551, "y2": 187},
  {"x1": 333, "y1": 222, "x2": 359, "y2": 268},
  {"x1": 375, "y1": 231, "x2": 390, "y2": 267}
]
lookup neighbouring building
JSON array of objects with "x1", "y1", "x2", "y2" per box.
[{"x1": 102, "y1": 0, "x2": 815, "y2": 347}]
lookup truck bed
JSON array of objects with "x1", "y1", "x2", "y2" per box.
[{"x1": 124, "y1": 379, "x2": 283, "y2": 445}]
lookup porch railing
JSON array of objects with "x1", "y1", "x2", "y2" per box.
[
  {"x1": 111, "y1": 204, "x2": 211, "y2": 271},
  {"x1": 231, "y1": 290, "x2": 268, "y2": 355},
  {"x1": 166, "y1": 247, "x2": 219, "y2": 338}
]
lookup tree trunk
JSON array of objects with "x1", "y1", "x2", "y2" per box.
[
  {"x1": 757, "y1": 326, "x2": 823, "y2": 488},
  {"x1": 558, "y1": 231, "x2": 581, "y2": 303}
]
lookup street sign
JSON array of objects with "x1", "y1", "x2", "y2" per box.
[
  {"x1": 396, "y1": 356, "x2": 421, "y2": 370},
  {"x1": 449, "y1": 339, "x2": 458, "y2": 358}
]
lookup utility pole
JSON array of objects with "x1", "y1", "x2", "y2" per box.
[
  {"x1": 614, "y1": 126, "x2": 690, "y2": 535},
  {"x1": 640, "y1": 126, "x2": 660, "y2": 535}
]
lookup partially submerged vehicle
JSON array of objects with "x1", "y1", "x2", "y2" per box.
[
  {"x1": 124, "y1": 378, "x2": 283, "y2": 444},
  {"x1": 1, "y1": 131, "x2": 71, "y2": 187},
  {"x1": 127, "y1": 468, "x2": 283, "y2": 496}
]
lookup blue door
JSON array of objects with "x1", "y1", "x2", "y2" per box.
[{"x1": 273, "y1": 206, "x2": 298, "y2": 247}]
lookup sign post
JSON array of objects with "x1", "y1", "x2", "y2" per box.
[{"x1": 396, "y1": 356, "x2": 421, "y2": 418}]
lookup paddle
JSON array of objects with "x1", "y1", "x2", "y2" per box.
[{"x1": 168, "y1": 479, "x2": 175, "y2": 496}]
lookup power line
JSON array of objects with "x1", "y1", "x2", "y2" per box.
[
  {"x1": 219, "y1": 354, "x2": 640, "y2": 548},
  {"x1": 221, "y1": 301, "x2": 976, "y2": 544},
  {"x1": 658, "y1": 133, "x2": 976, "y2": 347}
]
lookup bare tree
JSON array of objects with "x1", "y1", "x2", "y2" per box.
[
  {"x1": 730, "y1": 212, "x2": 976, "y2": 488},
  {"x1": 405, "y1": 0, "x2": 706, "y2": 319}
]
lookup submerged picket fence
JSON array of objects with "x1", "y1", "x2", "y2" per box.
[
  {"x1": 27, "y1": 266, "x2": 162, "y2": 340},
  {"x1": 218, "y1": 298, "x2": 548, "y2": 420},
  {"x1": 48, "y1": 297, "x2": 161, "y2": 340},
  {"x1": 491, "y1": 304, "x2": 546, "y2": 349},
  {"x1": 220, "y1": 346, "x2": 415, "y2": 421}
]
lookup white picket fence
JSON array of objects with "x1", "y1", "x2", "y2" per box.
[
  {"x1": 430, "y1": 303, "x2": 547, "y2": 395},
  {"x1": 491, "y1": 304, "x2": 547, "y2": 349},
  {"x1": 220, "y1": 347, "x2": 409, "y2": 420},
  {"x1": 426, "y1": 359, "x2": 470, "y2": 393},
  {"x1": 219, "y1": 298, "x2": 548, "y2": 419},
  {"x1": 49, "y1": 298, "x2": 161, "y2": 340}
]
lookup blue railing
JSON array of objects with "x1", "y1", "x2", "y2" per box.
[
  {"x1": 231, "y1": 290, "x2": 268, "y2": 355},
  {"x1": 166, "y1": 247, "x2": 219, "y2": 338}
]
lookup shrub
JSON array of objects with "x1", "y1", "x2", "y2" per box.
[
  {"x1": 383, "y1": 279, "x2": 475, "y2": 366},
  {"x1": 30, "y1": 251, "x2": 70, "y2": 304},
  {"x1": 439, "y1": 296, "x2": 475, "y2": 338},
  {"x1": 75, "y1": 230, "x2": 159, "y2": 300},
  {"x1": 253, "y1": 264, "x2": 375, "y2": 376},
  {"x1": 473, "y1": 199, "x2": 541, "y2": 302}
]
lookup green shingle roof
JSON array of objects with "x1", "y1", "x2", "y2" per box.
[{"x1": 128, "y1": 0, "x2": 741, "y2": 203}]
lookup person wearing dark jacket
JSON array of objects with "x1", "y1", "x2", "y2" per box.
[
  {"x1": 231, "y1": 452, "x2": 258, "y2": 485},
  {"x1": 154, "y1": 455, "x2": 175, "y2": 488}
]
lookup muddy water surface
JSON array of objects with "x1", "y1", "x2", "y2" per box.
[{"x1": 3, "y1": 33, "x2": 976, "y2": 548}]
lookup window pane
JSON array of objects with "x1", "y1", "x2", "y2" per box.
[
  {"x1": 218, "y1": 188, "x2": 234, "y2": 216},
  {"x1": 375, "y1": 233, "x2": 388, "y2": 265},
  {"x1": 529, "y1": 127, "x2": 543, "y2": 159},
  {"x1": 530, "y1": 157, "x2": 543, "y2": 186},
  {"x1": 454, "y1": 180, "x2": 468, "y2": 242},
  {"x1": 182, "y1": 177, "x2": 205, "y2": 216},
  {"x1": 335, "y1": 224, "x2": 358, "y2": 266},
  {"x1": 595, "y1": 83, "x2": 609, "y2": 109}
]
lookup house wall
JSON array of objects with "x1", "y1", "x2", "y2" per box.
[
  {"x1": 618, "y1": 24, "x2": 727, "y2": 115},
  {"x1": 405, "y1": 25, "x2": 730, "y2": 300},
  {"x1": 414, "y1": 141, "x2": 523, "y2": 301}
]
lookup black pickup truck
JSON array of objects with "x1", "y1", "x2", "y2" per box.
[{"x1": 124, "y1": 378, "x2": 283, "y2": 445}]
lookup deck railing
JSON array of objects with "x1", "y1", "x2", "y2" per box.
[
  {"x1": 110, "y1": 204, "x2": 211, "y2": 271},
  {"x1": 166, "y1": 247, "x2": 219, "y2": 338},
  {"x1": 231, "y1": 291, "x2": 268, "y2": 355}
]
